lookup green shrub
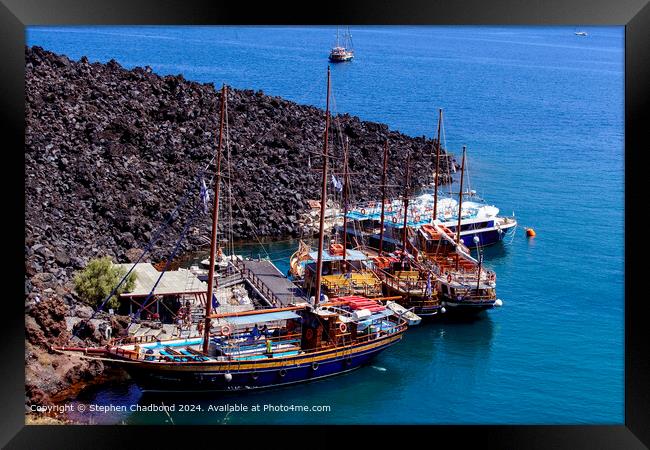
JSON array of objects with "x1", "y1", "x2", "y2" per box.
[{"x1": 73, "y1": 257, "x2": 136, "y2": 309}]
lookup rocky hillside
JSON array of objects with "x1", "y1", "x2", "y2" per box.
[
  {"x1": 25, "y1": 46, "x2": 453, "y2": 270},
  {"x1": 24, "y1": 46, "x2": 454, "y2": 406}
]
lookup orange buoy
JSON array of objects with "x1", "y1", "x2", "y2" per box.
[{"x1": 526, "y1": 228, "x2": 536, "y2": 237}]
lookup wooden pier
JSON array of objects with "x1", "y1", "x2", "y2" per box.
[{"x1": 234, "y1": 258, "x2": 309, "y2": 307}]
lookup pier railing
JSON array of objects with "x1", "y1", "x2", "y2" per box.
[{"x1": 233, "y1": 259, "x2": 283, "y2": 307}]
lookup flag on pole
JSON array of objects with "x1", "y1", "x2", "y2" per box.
[
  {"x1": 331, "y1": 175, "x2": 343, "y2": 192},
  {"x1": 200, "y1": 178, "x2": 209, "y2": 214},
  {"x1": 211, "y1": 293, "x2": 220, "y2": 309}
]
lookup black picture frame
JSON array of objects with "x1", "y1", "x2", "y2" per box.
[{"x1": 3, "y1": 0, "x2": 648, "y2": 448}]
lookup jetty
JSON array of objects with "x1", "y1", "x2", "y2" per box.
[{"x1": 234, "y1": 258, "x2": 309, "y2": 307}]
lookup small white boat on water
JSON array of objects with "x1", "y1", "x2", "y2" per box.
[
  {"x1": 385, "y1": 301, "x2": 422, "y2": 326},
  {"x1": 575, "y1": 31, "x2": 588, "y2": 36}
]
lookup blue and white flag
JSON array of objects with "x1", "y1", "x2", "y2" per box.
[
  {"x1": 425, "y1": 271, "x2": 432, "y2": 297},
  {"x1": 331, "y1": 175, "x2": 343, "y2": 192},
  {"x1": 200, "y1": 178, "x2": 209, "y2": 214}
]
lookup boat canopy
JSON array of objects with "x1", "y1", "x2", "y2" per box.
[
  {"x1": 222, "y1": 311, "x2": 302, "y2": 326},
  {"x1": 308, "y1": 249, "x2": 368, "y2": 262}
]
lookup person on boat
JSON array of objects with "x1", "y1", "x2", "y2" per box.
[
  {"x1": 251, "y1": 324, "x2": 261, "y2": 340},
  {"x1": 197, "y1": 320, "x2": 204, "y2": 335},
  {"x1": 261, "y1": 324, "x2": 270, "y2": 337}
]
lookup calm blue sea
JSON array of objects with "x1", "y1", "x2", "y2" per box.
[{"x1": 26, "y1": 26, "x2": 624, "y2": 425}]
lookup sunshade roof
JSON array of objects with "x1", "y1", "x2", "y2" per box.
[{"x1": 308, "y1": 249, "x2": 368, "y2": 262}]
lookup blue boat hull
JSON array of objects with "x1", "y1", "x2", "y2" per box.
[
  {"x1": 342, "y1": 224, "x2": 511, "y2": 253},
  {"x1": 118, "y1": 337, "x2": 401, "y2": 393}
]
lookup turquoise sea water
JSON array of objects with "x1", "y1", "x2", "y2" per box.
[{"x1": 26, "y1": 26, "x2": 624, "y2": 425}]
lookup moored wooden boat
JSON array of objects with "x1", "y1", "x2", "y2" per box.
[
  {"x1": 417, "y1": 148, "x2": 502, "y2": 315},
  {"x1": 96, "y1": 299, "x2": 407, "y2": 392}
]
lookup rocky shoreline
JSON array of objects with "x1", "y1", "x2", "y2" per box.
[{"x1": 24, "y1": 45, "x2": 455, "y2": 408}]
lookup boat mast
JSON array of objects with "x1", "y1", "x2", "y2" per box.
[
  {"x1": 433, "y1": 108, "x2": 442, "y2": 222},
  {"x1": 455, "y1": 146, "x2": 466, "y2": 271},
  {"x1": 401, "y1": 154, "x2": 411, "y2": 252},
  {"x1": 379, "y1": 140, "x2": 389, "y2": 255},
  {"x1": 314, "y1": 67, "x2": 331, "y2": 307},
  {"x1": 342, "y1": 137, "x2": 350, "y2": 264},
  {"x1": 203, "y1": 84, "x2": 227, "y2": 354}
]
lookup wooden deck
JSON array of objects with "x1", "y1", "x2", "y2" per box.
[{"x1": 235, "y1": 259, "x2": 309, "y2": 307}]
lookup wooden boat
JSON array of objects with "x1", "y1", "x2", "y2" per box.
[
  {"x1": 300, "y1": 137, "x2": 383, "y2": 301},
  {"x1": 417, "y1": 148, "x2": 502, "y2": 315},
  {"x1": 96, "y1": 299, "x2": 407, "y2": 392},
  {"x1": 288, "y1": 239, "x2": 311, "y2": 279},
  {"x1": 350, "y1": 140, "x2": 443, "y2": 318},
  {"x1": 370, "y1": 251, "x2": 443, "y2": 318},
  {"x1": 53, "y1": 72, "x2": 409, "y2": 392},
  {"x1": 302, "y1": 244, "x2": 384, "y2": 300},
  {"x1": 329, "y1": 27, "x2": 354, "y2": 62}
]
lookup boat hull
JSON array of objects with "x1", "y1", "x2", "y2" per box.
[
  {"x1": 440, "y1": 299, "x2": 495, "y2": 315},
  {"x1": 111, "y1": 333, "x2": 403, "y2": 392},
  {"x1": 328, "y1": 55, "x2": 353, "y2": 62},
  {"x1": 341, "y1": 221, "x2": 514, "y2": 253}
]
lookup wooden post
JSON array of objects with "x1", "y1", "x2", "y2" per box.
[
  {"x1": 202, "y1": 84, "x2": 227, "y2": 355},
  {"x1": 433, "y1": 109, "x2": 442, "y2": 222},
  {"x1": 342, "y1": 137, "x2": 349, "y2": 264},
  {"x1": 314, "y1": 67, "x2": 331, "y2": 307},
  {"x1": 402, "y1": 154, "x2": 411, "y2": 252},
  {"x1": 455, "y1": 147, "x2": 466, "y2": 271},
  {"x1": 379, "y1": 140, "x2": 389, "y2": 256}
]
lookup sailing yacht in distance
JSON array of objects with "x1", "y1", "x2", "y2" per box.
[{"x1": 329, "y1": 26, "x2": 354, "y2": 62}]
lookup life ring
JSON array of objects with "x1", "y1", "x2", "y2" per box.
[
  {"x1": 415, "y1": 215, "x2": 421, "y2": 223},
  {"x1": 312, "y1": 362, "x2": 319, "y2": 371},
  {"x1": 361, "y1": 208, "x2": 367, "y2": 215},
  {"x1": 221, "y1": 325, "x2": 232, "y2": 336},
  {"x1": 305, "y1": 328, "x2": 314, "y2": 340},
  {"x1": 339, "y1": 322, "x2": 348, "y2": 333},
  {"x1": 278, "y1": 369, "x2": 287, "y2": 377},
  {"x1": 447, "y1": 273, "x2": 453, "y2": 283},
  {"x1": 392, "y1": 217, "x2": 398, "y2": 223},
  {"x1": 387, "y1": 205, "x2": 393, "y2": 212}
]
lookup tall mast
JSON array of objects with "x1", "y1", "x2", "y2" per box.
[
  {"x1": 433, "y1": 108, "x2": 442, "y2": 222},
  {"x1": 342, "y1": 137, "x2": 350, "y2": 264},
  {"x1": 401, "y1": 154, "x2": 411, "y2": 252},
  {"x1": 455, "y1": 146, "x2": 466, "y2": 271},
  {"x1": 378, "y1": 140, "x2": 389, "y2": 255},
  {"x1": 203, "y1": 84, "x2": 227, "y2": 354},
  {"x1": 314, "y1": 66, "x2": 331, "y2": 307}
]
